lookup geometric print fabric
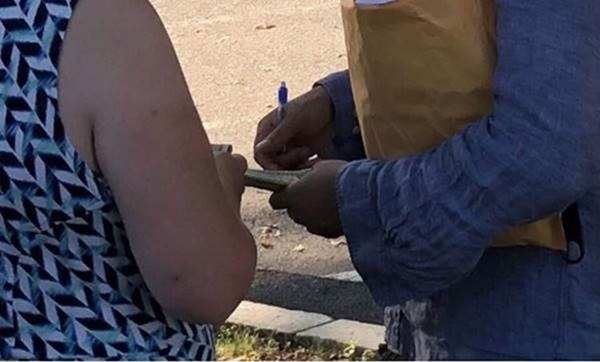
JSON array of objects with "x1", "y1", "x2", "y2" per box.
[{"x1": 0, "y1": 0, "x2": 214, "y2": 359}]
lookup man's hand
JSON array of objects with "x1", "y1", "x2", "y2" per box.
[
  {"x1": 215, "y1": 153, "x2": 248, "y2": 216},
  {"x1": 254, "y1": 86, "x2": 335, "y2": 171},
  {"x1": 269, "y1": 160, "x2": 348, "y2": 238}
]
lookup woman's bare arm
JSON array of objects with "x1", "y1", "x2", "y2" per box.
[{"x1": 58, "y1": 0, "x2": 256, "y2": 325}]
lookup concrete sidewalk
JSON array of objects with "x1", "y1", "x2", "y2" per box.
[
  {"x1": 228, "y1": 269, "x2": 386, "y2": 351},
  {"x1": 227, "y1": 301, "x2": 385, "y2": 351}
]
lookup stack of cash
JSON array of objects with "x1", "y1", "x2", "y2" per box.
[
  {"x1": 210, "y1": 144, "x2": 233, "y2": 155},
  {"x1": 243, "y1": 169, "x2": 309, "y2": 192},
  {"x1": 211, "y1": 144, "x2": 308, "y2": 192}
]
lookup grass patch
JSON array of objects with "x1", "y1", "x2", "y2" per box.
[{"x1": 216, "y1": 324, "x2": 378, "y2": 361}]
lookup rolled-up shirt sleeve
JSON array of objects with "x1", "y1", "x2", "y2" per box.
[
  {"x1": 337, "y1": 0, "x2": 600, "y2": 307},
  {"x1": 315, "y1": 71, "x2": 366, "y2": 161}
]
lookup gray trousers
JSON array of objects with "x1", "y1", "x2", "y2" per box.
[{"x1": 384, "y1": 303, "x2": 449, "y2": 361}]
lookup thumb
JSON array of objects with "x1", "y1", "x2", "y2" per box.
[
  {"x1": 269, "y1": 189, "x2": 290, "y2": 210},
  {"x1": 231, "y1": 154, "x2": 248, "y2": 173}
]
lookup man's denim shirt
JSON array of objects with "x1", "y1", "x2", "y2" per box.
[{"x1": 318, "y1": 0, "x2": 600, "y2": 359}]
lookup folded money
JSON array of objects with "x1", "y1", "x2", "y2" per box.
[
  {"x1": 244, "y1": 169, "x2": 309, "y2": 192},
  {"x1": 210, "y1": 144, "x2": 233, "y2": 155},
  {"x1": 210, "y1": 144, "x2": 308, "y2": 192}
]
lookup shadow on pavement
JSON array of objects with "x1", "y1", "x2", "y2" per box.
[{"x1": 248, "y1": 269, "x2": 384, "y2": 325}]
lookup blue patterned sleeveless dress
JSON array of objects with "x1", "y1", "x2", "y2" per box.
[{"x1": 0, "y1": 1, "x2": 215, "y2": 359}]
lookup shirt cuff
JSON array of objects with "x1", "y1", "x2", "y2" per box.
[
  {"x1": 336, "y1": 160, "x2": 417, "y2": 306},
  {"x1": 315, "y1": 71, "x2": 365, "y2": 161}
]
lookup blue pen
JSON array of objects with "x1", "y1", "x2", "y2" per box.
[
  {"x1": 277, "y1": 81, "x2": 288, "y2": 153},
  {"x1": 277, "y1": 81, "x2": 288, "y2": 124}
]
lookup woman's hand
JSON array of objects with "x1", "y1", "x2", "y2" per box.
[{"x1": 215, "y1": 153, "x2": 248, "y2": 216}]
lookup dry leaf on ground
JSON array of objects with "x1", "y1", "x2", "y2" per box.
[
  {"x1": 292, "y1": 244, "x2": 306, "y2": 253},
  {"x1": 255, "y1": 24, "x2": 276, "y2": 30},
  {"x1": 330, "y1": 240, "x2": 347, "y2": 247},
  {"x1": 260, "y1": 241, "x2": 274, "y2": 249},
  {"x1": 259, "y1": 224, "x2": 280, "y2": 236}
]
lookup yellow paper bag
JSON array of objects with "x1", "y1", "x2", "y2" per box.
[{"x1": 341, "y1": 0, "x2": 566, "y2": 250}]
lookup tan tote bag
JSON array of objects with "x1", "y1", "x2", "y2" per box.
[{"x1": 341, "y1": 0, "x2": 566, "y2": 249}]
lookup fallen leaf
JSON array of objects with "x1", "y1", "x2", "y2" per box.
[
  {"x1": 292, "y1": 244, "x2": 305, "y2": 253},
  {"x1": 258, "y1": 224, "x2": 282, "y2": 241},
  {"x1": 260, "y1": 241, "x2": 274, "y2": 249},
  {"x1": 255, "y1": 24, "x2": 276, "y2": 31},
  {"x1": 259, "y1": 224, "x2": 277, "y2": 235},
  {"x1": 330, "y1": 240, "x2": 347, "y2": 247}
]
